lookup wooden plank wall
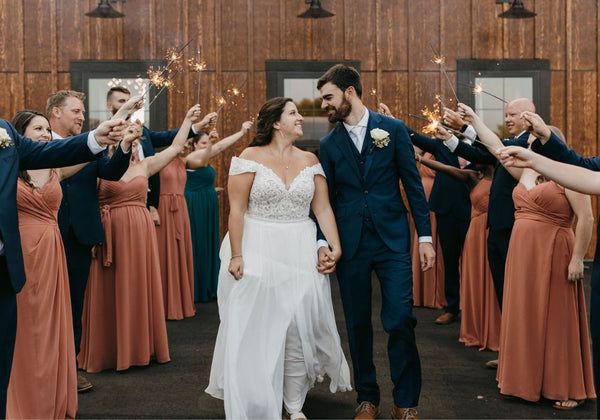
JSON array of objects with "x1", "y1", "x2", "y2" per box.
[{"x1": 1, "y1": 0, "x2": 598, "y2": 255}]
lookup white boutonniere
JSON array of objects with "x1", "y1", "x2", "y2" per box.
[
  {"x1": 369, "y1": 128, "x2": 390, "y2": 154},
  {"x1": 0, "y1": 128, "x2": 13, "y2": 149}
]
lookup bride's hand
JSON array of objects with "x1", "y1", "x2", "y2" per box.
[
  {"x1": 228, "y1": 255, "x2": 244, "y2": 280},
  {"x1": 317, "y1": 246, "x2": 337, "y2": 274}
]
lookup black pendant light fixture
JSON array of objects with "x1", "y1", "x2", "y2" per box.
[
  {"x1": 85, "y1": 0, "x2": 125, "y2": 18},
  {"x1": 498, "y1": 0, "x2": 536, "y2": 19},
  {"x1": 298, "y1": 0, "x2": 334, "y2": 19}
]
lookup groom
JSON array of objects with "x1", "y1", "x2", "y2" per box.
[{"x1": 317, "y1": 64, "x2": 435, "y2": 420}]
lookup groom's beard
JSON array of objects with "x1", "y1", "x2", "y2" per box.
[{"x1": 325, "y1": 98, "x2": 352, "y2": 123}]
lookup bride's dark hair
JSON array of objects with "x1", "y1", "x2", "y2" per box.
[{"x1": 249, "y1": 97, "x2": 293, "y2": 147}]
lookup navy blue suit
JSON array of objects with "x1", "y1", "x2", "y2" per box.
[
  {"x1": 139, "y1": 126, "x2": 195, "y2": 208},
  {"x1": 0, "y1": 120, "x2": 100, "y2": 418},
  {"x1": 409, "y1": 129, "x2": 471, "y2": 315},
  {"x1": 451, "y1": 132, "x2": 530, "y2": 307},
  {"x1": 531, "y1": 133, "x2": 600, "y2": 418},
  {"x1": 57, "y1": 144, "x2": 130, "y2": 357},
  {"x1": 319, "y1": 110, "x2": 431, "y2": 408}
]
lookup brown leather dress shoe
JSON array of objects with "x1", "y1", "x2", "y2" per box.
[
  {"x1": 435, "y1": 312, "x2": 459, "y2": 325},
  {"x1": 77, "y1": 374, "x2": 93, "y2": 393},
  {"x1": 391, "y1": 405, "x2": 418, "y2": 420},
  {"x1": 355, "y1": 401, "x2": 380, "y2": 419}
]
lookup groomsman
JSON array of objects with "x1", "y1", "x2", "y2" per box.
[
  {"x1": 47, "y1": 90, "x2": 133, "y2": 392},
  {"x1": 0, "y1": 118, "x2": 124, "y2": 418}
]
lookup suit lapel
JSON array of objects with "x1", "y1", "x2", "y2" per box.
[
  {"x1": 330, "y1": 123, "x2": 363, "y2": 181},
  {"x1": 363, "y1": 110, "x2": 379, "y2": 179}
]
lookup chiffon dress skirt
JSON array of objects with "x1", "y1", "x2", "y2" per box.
[
  {"x1": 412, "y1": 155, "x2": 446, "y2": 308},
  {"x1": 459, "y1": 178, "x2": 501, "y2": 351},
  {"x1": 156, "y1": 158, "x2": 195, "y2": 320},
  {"x1": 184, "y1": 165, "x2": 220, "y2": 302},
  {"x1": 206, "y1": 157, "x2": 351, "y2": 419},
  {"x1": 78, "y1": 176, "x2": 170, "y2": 372},
  {"x1": 498, "y1": 182, "x2": 595, "y2": 402},
  {"x1": 7, "y1": 173, "x2": 77, "y2": 419}
]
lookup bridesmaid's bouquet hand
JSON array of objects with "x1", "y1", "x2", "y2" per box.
[{"x1": 229, "y1": 256, "x2": 244, "y2": 280}]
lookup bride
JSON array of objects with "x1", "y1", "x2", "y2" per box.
[{"x1": 205, "y1": 97, "x2": 351, "y2": 419}]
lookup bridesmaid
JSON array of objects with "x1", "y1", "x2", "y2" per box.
[
  {"x1": 411, "y1": 147, "x2": 446, "y2": 309},
  {"x1": 184, "y1": 121, "x2": 252, "y2": 302},
  {"x1": 78, "y1": 104, "x2": 202, "y2": 372},
  {"x1": 460, "y1": 104, "x2": 595, "y2": 409},
  {"x1": 418, "y1": 150, "x2": 500, "y2": 351},
  {"x1": 7, "y1": 110, "x2": 93, "y2": 418}
]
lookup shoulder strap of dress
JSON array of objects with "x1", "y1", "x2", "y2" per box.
[{"x1": 229, "y1": 156, "x2": 259, "y2": 176}]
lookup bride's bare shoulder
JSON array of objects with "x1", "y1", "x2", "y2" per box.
[{"x1": 295, "y1": 148, "x2": 319, "y2": 166}]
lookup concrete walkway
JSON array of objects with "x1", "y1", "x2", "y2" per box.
[{"x1": 77, "y1": 268, "x2": 596, "y2": 419}]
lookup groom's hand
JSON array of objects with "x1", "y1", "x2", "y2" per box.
[
  {"x1": 419, "y1": 242, "x2": 435, "y2": 271},
  {"x1": 317, "y1": 246, "x2": 336, "y2": 274}
]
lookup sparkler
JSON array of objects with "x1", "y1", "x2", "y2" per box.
[
  {"x1": 407, "y1": 112, "x2": 497, "y2": 150},
  {"x1": 189, "y1": 47, "x2": 207, "y2": 106},
  {"x1": 369, "y1": 88, "x2": 381, "y2": 108},
  {"x1": 142, "y1": 38, "x2": 194, "y2": 99},
  {"x1": 212, "y1": 79, "x2": 248, "y2": 127},
  {"x1": 460, "y1": 82, "x2": 508, "y2": 104},
  {"x1": 429, "y1": 43, "x2": 460, "y2": 105}
]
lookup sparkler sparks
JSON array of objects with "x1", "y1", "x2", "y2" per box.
[
  {"x1": 429, "y1": 43, "x2": 459, "y2": 105},
  {"x1": 460, "y1": 82, "x2": 508, "y2": 104}
]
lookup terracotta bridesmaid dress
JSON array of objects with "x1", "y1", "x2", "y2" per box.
[
  {"x1": 78, "y1": 176, "x2": 170, "y2": 373},
  {"x1": 458, "y1": 178, "x2": 501, "y2": 351},
  {"x1": 498, "y1": 181, "x2": 595, "y2": 402},
  {"x1": 156, "y1": 158, "x2": 195, "y2": 320},
  {"x1": 412, "y1": 153, "x2": 446, "y2": 308},
  {"x1": 7, "y1": 172, "x2": 77, "y2": 419}
]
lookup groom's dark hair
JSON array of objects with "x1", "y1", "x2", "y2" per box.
[{"x1": 317, "y1": 64, "x2": 362, "y2": 98}]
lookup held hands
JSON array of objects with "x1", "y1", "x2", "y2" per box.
[
  {"x1": 495, "y1": 145, "x2": 537, "y2": 169},
  {"x1": 377, "y1": 103, "x2": 395, "y2": 119},
  {"x1": 198, "y1": 111, "x2": 218, "y2": 129},
  {"x1": 185, "y1": 104, "x2": 203, "y2": 123},
  {"x1": 317, "y1": 246, "x2": 341, "y2": 274},
  {"x1": 121, "y1": 120, "x2": 143, "y2": 151},
  {"x1": 228, "y1": 255, "x2": 244, "y2": 280},
  {"x1": 94, "y1": 119, "x2": 127, "y2": 146},
  {"x1": 419, "y1": 242, "x2": 435, "y2": 272},
  {"x1": 112, "y1": 95, "x2": 144, "y2": 121},
  {"x1": 521, "y1": 111, "x2": 551, "y2": 142},
  {"x1": 443, "y1": 107, "x2": 467, "y2": 131}
]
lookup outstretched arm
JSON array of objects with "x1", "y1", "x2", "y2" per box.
[
  {"x1": 418, "y1": 155, "x2": 477, "y2": 184},
  {"x1": 208, "y1": 121, "x2": 253, "y2": 159},
  {"x1": 144, "y1": 105, "x2": 201, "y2": 176},
  {"x1": 311, "y1": 174, "x2": 342, "y2": 269},
  {"x1": 457, "y1": 103, "x2": 503, "y2": 153},
  {"x1": 498, "y1": 146, "x2": 600, "y2": 195}
]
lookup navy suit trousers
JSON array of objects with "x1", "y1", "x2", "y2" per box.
[
  {"x1": 487, "y1": 227, "x2": 512, "y2": 309},
  {"x1": 62, "y1": 229, "x2": 93, "y2": 358},
  {"x1": 0, "y1": 256, "x2": 16, "y2": 419},
  {"x1": 436, "y1": 213, "x2": 470, "y2": 314},
  {"x1": 336, "y1": 222, "x2": 420, "y2": 408}
]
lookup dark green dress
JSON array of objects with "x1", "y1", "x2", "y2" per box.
[{"x1": 184, "y1": 166, "x2": 220, "y2": 302}]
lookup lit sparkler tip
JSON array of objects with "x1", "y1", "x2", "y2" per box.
[
  {"x1": 473, "y1": 84, "x2": 483, "y2": 94},
  {"x1": 432, "y1": 55, "x2": 445, "y2": 65}
]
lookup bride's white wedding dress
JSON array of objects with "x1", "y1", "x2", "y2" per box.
[{"x1": 205, "y1": 157, "x2": 351, "y2": 419}]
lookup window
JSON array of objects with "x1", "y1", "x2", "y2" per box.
[
  {"x1": 266, "y1": 60, "x2": 360, "y2": 152},
  {"x1": 457, "y1": 59, "x2": 550, "y2": 137},
  {"x1": 70, "y1": 60, "x2": 168, "y2": 132}
]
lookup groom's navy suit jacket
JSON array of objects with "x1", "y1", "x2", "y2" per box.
[
  {"x1": 0, "y1": 120, "x2": 99, "y2": 293},
  {"x1": 318, "y1": 110, "x2": 431, "y2": 260}
]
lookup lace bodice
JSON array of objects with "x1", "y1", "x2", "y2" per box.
[{"x1": 229, "y1": 156, "x2": 325, "y2": 221}]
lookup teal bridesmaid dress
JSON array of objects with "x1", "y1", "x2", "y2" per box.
[{"x1": 184, "y1": 165, "x2": 220, "y2": 302}]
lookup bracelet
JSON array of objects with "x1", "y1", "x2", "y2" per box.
[{"x1": 231, "y1": 254, "x2": 243, "y2": 259}]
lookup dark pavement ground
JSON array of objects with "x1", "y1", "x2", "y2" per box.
[{"x1": 77, "y1": 264, "x2": 597, "y2": 419}]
